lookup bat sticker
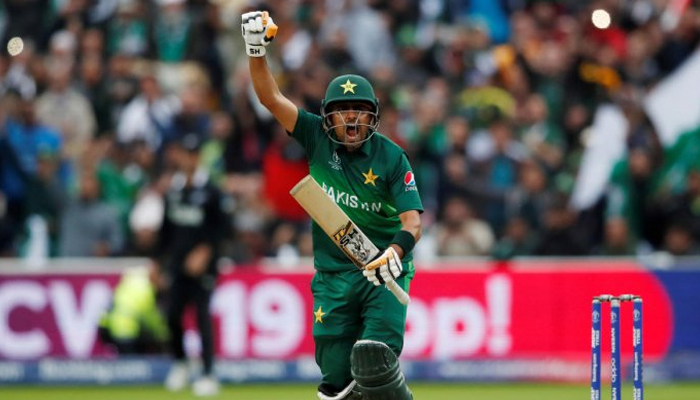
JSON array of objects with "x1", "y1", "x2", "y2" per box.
[{"x1": 333, "y1": 222, "x2": 373, "y2": 264}]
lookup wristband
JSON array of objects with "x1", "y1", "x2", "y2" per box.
[
  {"x1": 246, "y1": 44, "x2": 266, "y2": 57},
  {"x1": 390, "y1": 230, "x2": 415, "y2": 256}
]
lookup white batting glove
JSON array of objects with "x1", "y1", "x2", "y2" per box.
[
  {"x1": 363, "y1": 247, "x2": 403, "y2": 286},
  {"x1": 241, "y1": 11, "x2": 278, "y2": 57}
]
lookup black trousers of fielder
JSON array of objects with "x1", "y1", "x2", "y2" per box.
[{"x1": 167, "y1": 274, "x2": 216, "y2": 374}]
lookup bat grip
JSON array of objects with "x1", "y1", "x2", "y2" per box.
[{"x1": 386, "y1": 280, "x2": 410, "y2": 305}]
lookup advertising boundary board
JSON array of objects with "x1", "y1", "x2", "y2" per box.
[
  {"x1": 0, "y1": 358, "x2": 693, "y2": 385},
  {"x1": 0, "y1": 258, "x2": 699, "y2": 383}
]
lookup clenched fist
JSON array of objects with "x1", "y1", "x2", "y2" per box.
[
  {"x1": 241, "y1": 11, "x2": 278, "y2": 57},
  {"x1": 363, "y1": 247, "x2": 403, "y2": 286}
]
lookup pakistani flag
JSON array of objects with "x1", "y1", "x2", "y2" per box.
[
  {"x1": 571, "y1": 47, "x2": 700, "y2": 211},
  {"x1": 644, "y1": 47, "x2": 700, "y2": 194}
]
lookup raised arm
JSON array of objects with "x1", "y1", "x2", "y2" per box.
[{"x1": 242, "y1": 11, "x2": 298, "y2": 133}]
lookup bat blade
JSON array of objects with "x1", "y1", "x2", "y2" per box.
[{"x1": 290, "y1": 175, "x2": 410, "y2": 305}]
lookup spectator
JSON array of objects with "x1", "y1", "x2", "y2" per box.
[
  {"x1": 187, "y1": 0, "x2": 226, "y2": 93},
  {"x1": 660, "y1": 166, "x2": 700, "y2": 243},
  {"x1": 319, "y1": 0, "x2": 397, "y2": 74},
  {"x1": 517, "y1": 93, "x2": 565, "y2": 172},
  {"x1": 317, "y1": 26, "x2": 357, "y2": 74},
  {"x1": 616, "y1": 85, "x2": 663, "y2": 166},
  {"x1": 199, "y1": 111, "x2": 232, "y2": 186},
  {"x1": 662, "y1": 222, "x2": 700, "y2": 257},
  {"x1": 505, "y1": 158, "x2": 553, "y2": 233},
  {"x1": 106, "y1": 0, "x2": 149, "y2": 57},
  {"x1": 35, "y1": 57, "x2": 97, "y2": 165},
  {"x1": 58, "y1": 169, "x2": 124, "y2": 257},
  {"x1": 153, "y1": 0, "x2": 192, "y2": 63},
  {"x1": 116, "y1": 73, "x2": 180, "y2": 153},
  {"x1": 96, "y1": 136, "x2": 147, "y2": 246},
  {"x1": 621, "y1": 30, "x2": 660, "y2": 87},
  {"x1": 471, "y1": 117, "x2": 526, "y2": 235},
  {"x1": 0, "y1": 93, "x2": 63, "y2": 231},
  {"x1": 606, "y1": 147, "x2": 661, "y2": 248},
  {"x1": 24, "y1": 146, "x2": 66, "y2": 256},
  {"x1": 434, "y1": 196, "x2": 495, "y2": 256},
  {"x1": 261, "y1": 125, "x2": 309, "y2": 223},
  {"x1": 534, "y1": 194, "x2": 587, "y2": 256},
  {"x1": 222, "y1": 92, "x2": 267, "y2": 175},
  {"x1": 594, "y1": 217, "x2": 638, "y2": 256},
  {"x1": 491, "y1": 217, "x2": 538, "y2": 260},
  {"x1": 169, "y1": 84, "x2": 210, "y2": 143},
  {"x1": 393, "y1": 24, "x2": 433, "y2": 87},
  {"x1": 104, "y1": 52, "x2": 140, "y2": 122},
  {"x1": 77, "y1": 51, "x2": 113, "y2": 136}
]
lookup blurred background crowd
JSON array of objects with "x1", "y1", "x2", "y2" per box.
[{"x1": 1, "y1": 0, "x2": 700, "y2": 265}]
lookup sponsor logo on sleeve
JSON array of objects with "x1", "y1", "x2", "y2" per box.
[{"x1": 404, "y1": 171, "x2": 417, "y2": 191}]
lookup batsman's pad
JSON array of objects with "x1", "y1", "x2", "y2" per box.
[
  {"x1": 351, "y1": 340, "x2": 413, "y2": 400},
  {"x1": 317, "y1": 381, "x2": 363, "y2": 400}
]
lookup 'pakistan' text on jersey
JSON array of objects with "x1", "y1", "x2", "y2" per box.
[{"x1": 291, "y1": 109, "x2": 423, "y2": 272}]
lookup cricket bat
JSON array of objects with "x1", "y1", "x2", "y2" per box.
[{"x1": 290, "y1": 175, "x2": 410, "y2": 305}]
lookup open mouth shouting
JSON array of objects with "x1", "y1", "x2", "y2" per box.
[{"x1": 346, "y1": 126, "x2": 359, "y2": 139}]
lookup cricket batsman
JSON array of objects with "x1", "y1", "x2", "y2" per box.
[{"x1": 242, "y1": 10, "x2": 423, "y2": 400}]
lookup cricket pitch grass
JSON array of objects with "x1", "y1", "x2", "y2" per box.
[{"x1": 2, "y1": 382, "x2": 700, "y2": 400}]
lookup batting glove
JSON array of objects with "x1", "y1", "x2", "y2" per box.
[
  {"x1": 241, "y1": 11, "x2": 278, "y2": 57},
  {"x1": 363, "y1": 247, "x2": 402, "y2": 286}
]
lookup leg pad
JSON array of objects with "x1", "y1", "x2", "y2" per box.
[
  {"x1": 317, "y1": 381, "x2": 362, "y2": 400},
  {"x1": 350, "y1": 340, "x2": 413, "y2": 400}
]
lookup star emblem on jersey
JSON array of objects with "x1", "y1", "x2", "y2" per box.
[
  {"x1": 363, "y1": 168, "x2": 379, "y2": 186},
  {"x1": 314, "y1": 306, "x2": 326, "y2": 323},
  {"x1": 340, "y1": 79, "x2": 357, "y2": 94}
]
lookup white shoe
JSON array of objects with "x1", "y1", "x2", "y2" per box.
[
  {"x1": 164, "y1": 362, "x2": 189, "y2": 391},
  {"x1": 192, "y1": 375, "x2": 220, "y2": 397}
]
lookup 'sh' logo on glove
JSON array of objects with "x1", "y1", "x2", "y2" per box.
[{"x1": 241, "y1": 11, "x2": 278, "y2": 57}]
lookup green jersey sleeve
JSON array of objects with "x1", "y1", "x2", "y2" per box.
[
  {"x1": 289, "y1": 109, "x2": 323, "y2": 156},
  {"x1": 388, "y1": 152, "x2": 424, "y2": 214}
]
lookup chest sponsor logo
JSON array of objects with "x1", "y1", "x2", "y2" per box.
[
  {"x1": 328, "y1": 151, "x2": 342, "y2": 170},
  {"x1": 322, "y1": 183, "x2": 382, "y2": 213},
  {"x1": 168, "y1": 204, "x2": 204, "y2": 226},
  {"x1": 404, "y1": 171, "x2": 417, "y2": 191}
]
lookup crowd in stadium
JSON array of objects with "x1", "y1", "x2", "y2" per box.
[{"x1": 1, "y1": 0, "x2": 699, "y2": 263}]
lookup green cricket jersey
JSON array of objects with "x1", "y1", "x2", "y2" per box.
[{"x1": 291, "y1": 109, "x2": 423, "y2": 272}]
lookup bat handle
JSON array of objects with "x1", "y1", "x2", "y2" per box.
[{"x1": 386, "y1": 280, "x2": 410, "y2": 305}]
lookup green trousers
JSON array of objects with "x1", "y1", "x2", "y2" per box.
[{"x1": 312, "y1": 267, "x2": 411, "y2": 390}]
